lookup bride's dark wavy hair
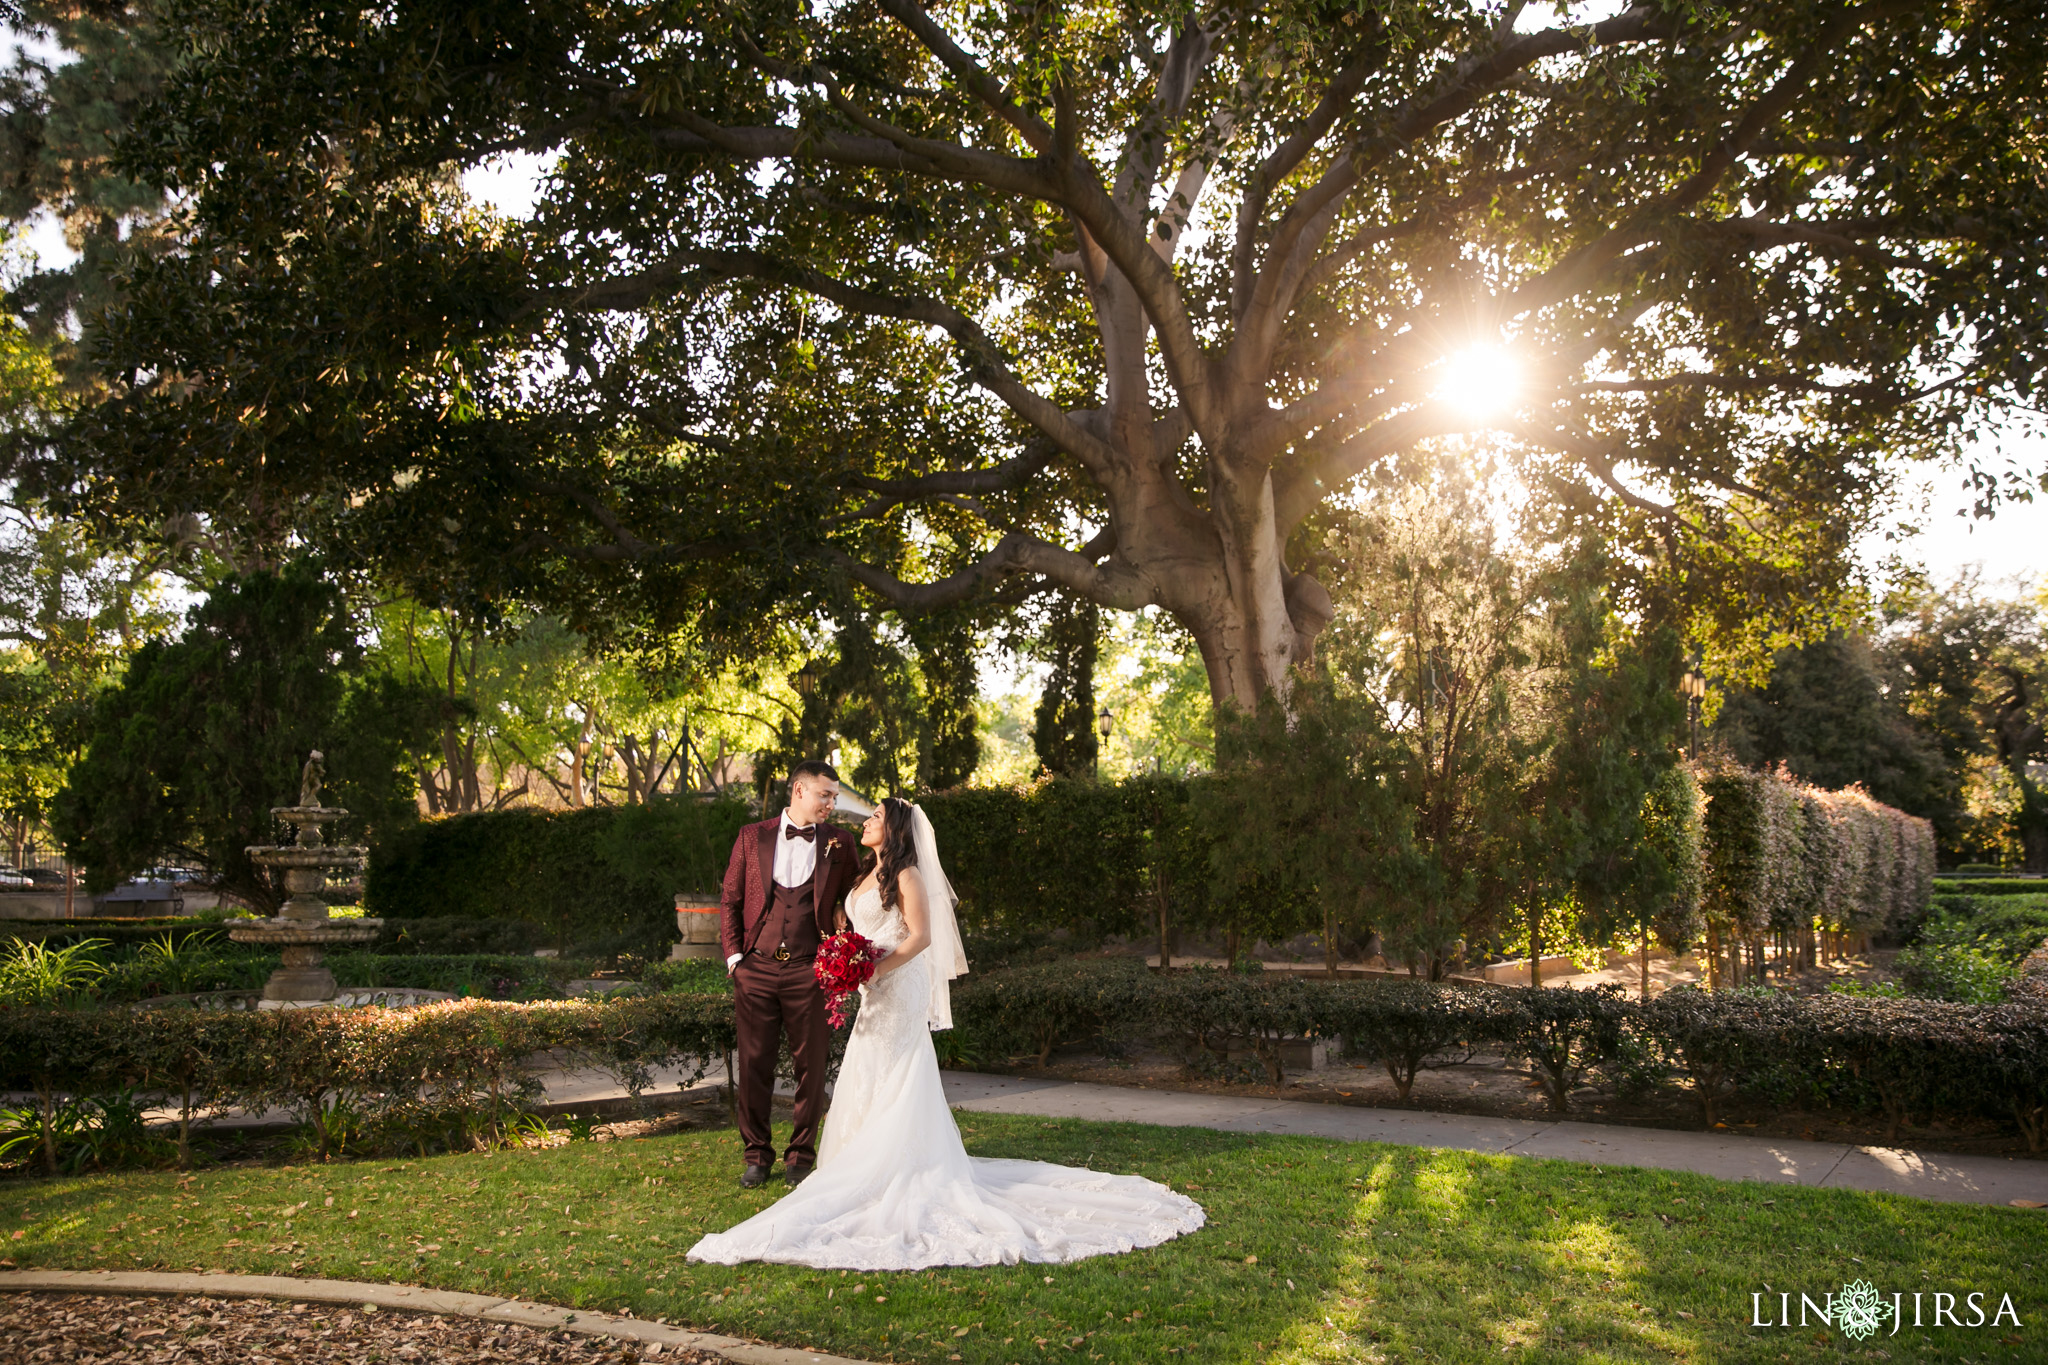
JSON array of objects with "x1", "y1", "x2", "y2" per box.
[{"x1": 873, "y1": 797, "x2": 919, "y2": 911}]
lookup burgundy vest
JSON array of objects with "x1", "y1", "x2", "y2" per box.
[{"x1": 760, "y1": 877, "x2": 821, "y2": 963}]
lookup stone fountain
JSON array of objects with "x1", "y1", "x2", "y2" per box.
[{"x1": 229, "y1": 752, "x2": 381, "y2": 1006}]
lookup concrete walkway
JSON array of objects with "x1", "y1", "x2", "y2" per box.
[
  {"x1": 939, "y1": 1072, "x2": 2048, "y2": 1209},
  {"x1": 0, "y1": 1269, "x2": 872, "y2": 1365}
]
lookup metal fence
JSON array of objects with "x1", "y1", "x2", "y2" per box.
[{"x1": 0, "y1": 839, "x2": 78, "y2": 889}]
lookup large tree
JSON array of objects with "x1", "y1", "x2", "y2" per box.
[
  {"x1": 37, "y1": 0, "x2": 2048, "y2": 704},
  {"x1": 52, "y1": 567, "x2": 437, "y2": 908}
]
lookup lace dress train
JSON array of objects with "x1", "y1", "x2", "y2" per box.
[{"x1": 686, "y1": 886, "x2": 1204, "y2": 1270}]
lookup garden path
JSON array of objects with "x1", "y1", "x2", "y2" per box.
[
  {"x1": 65, "y1": 1057, "x2": 2047, "y2": 1209},
  {"x1": 936, "y1": 1072, "x2": 2048, "y2": 1209}
]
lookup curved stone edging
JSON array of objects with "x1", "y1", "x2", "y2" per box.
[{"x1": 0, "y1": 1269, "x2": 872, "y2": 1365}]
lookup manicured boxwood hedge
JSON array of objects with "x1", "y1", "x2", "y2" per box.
[
  {"x1": 363, "y1": 796, "x2": 753, "y2": 956},
  {"x1": 941, "y1": 960, "x2": 2048, "y2": 1145},
  {"x1": 0, "y1": 993, "x2": 738, "y2": 1171},
  {"x1": 3, "y1": 963, "x2": 2043, "y2": 1175},
  {"x1": 362, "y1": 769, "x2": 1932, "y2": 966},
  {"x1": 1932, "y1": 878, "x2": 2048, "y2": 897}
]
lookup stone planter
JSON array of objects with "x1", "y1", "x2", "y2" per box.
[{"x1": 672, "y1": 894, "x2": 722, "y2": 961}]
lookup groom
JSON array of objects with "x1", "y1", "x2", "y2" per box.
[{"x1": 720, "y1": 759, "x2": 861, "y2": 1188}]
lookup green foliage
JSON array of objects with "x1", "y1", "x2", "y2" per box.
[
  {"x1": 1492, "y1": 984, "x2": 1633, "y2": 1115},
  {"x1": 370, "y1": 916, "x2": 543, "y2": 956},
  {"x1": 1712, "y1": 632, "x2": 1945, "y2": 825},
  {"x1": 910, "y1": 614, "x2": 983, "y2": 792},
  {"x1": 922, "y1": 777, "x2": 1160, "y2": 943},
  {"x1": 1635, "y1": 765, "x2": 1706, "y2": 953},
  {"x1": 364, "y1": 794, "x2": 753, "y2": 958},
  {"x1": 1197, "y1": 678, "x2": 1405, "y2": 968},
  {"x1": 0, "y1": 934, "x2": 107, "y2": 1005},
  {"x1": 1699, "y1": 763, "x2": 1933, "y2": 942},
  {"x1": 1919, "y1": 896, "x2": 2048, "y2": 964},
  {"x1": 1031, "y1": 597, "x2": 1099, "y2": 780},
  {"x1": 640, "y1": 958, "x2": 733, "y2": 997},
  {"x1": 323, "y1": 953, "x2": 573, "y2": 1001},
  {"x1": 1894, "y1": 943, "x2": 2017, "y2": 1005},
  {"x1": 1932, "y1": 878, "x2": 2048, "y2": 896},
  {"x1": 51, "y1": 566, "x2": 439, "y2": 909},
  {"x1": 40, "y1": 0, "x2": 2045, "y2": 726}
]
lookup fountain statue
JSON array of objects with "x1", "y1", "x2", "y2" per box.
[{"x1": 228, "y1": 751, "x2": 381, "y2": 1006}]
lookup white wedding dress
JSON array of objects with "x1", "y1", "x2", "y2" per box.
[{"x1": 687, "y1": 879, "x2": 1205, "y2": 1270}]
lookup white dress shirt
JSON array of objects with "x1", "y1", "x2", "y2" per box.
[
  {"x1": 773, "y1": 810, "x2": 821, "y2": 888},
  {"x1": 729, "y1": 812, "x2": 823, "y2": 969}
]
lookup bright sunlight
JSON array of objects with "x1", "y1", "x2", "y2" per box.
[{"x1": 1432, "y1": 345, "x2": 1523, "y2": 422}]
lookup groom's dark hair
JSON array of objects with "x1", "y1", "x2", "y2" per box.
[{"x1": 789, "y1": 759, "x2": 839, "y2": 787}]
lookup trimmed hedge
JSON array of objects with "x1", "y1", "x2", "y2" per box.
[
  {"x1": 1932, "y1": 878, "x2": 2048, "y2": 897},
  {"x1": 2, "y1": 963, "x2": 2043, "y2": 1173},
  {"x1": 367, "y1": 768, "x2": 1934, "y2": 972},
  {"x1": 0, "y1": 993, "x2": 737, "y2": 1171},
  {"x1": 3, "y1": 917, "x2": 546, "y2": 960},
  {"x1": 0, "y1": 919, "x2": 237, "y2": 953},
  {"x1": 364, "y1": 797, "x2": 753, "y2": 956},
  {"x1": 944, "y1": 961, "x2": 2047, "y2": 1144}
]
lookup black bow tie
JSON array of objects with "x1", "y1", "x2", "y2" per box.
[{"x1": 784, "y1": 824, "x2": 817, "y2": 842}]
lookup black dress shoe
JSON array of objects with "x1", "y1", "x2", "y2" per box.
[
  {"x1": 740, "y1": 1164, "x2": 771, "y2": 1188},
  {"x1": 783, "y1": 1160, "x2": 815, "y2": 1187}
]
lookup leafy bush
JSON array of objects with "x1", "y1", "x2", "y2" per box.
[
  {"x1": 370, "y1": 917, "x2": 544, "y2": 956},
  {"x1": 1918, "y1": 898, "x2": 2048, "y2": 964},
  {"x1": 642, "y1": 958, "x2": 734, "y2": 996},
  {"x1": 0, "y1": 937, "x2": 109, "y2": 1005},
  {"x1": 1895, "y1": 943, "x2": 2018, "y2": 1005},
  {"x1": 1, "y1": 919, "x2": 230, "y2": 954},
  {"x1": 7, "y1": 954, "x2": 2044, "y2": 1175},
  {"x1": 1930, "y1": 878, "x2": 2048, "y2": 896},
  {"x1": 1491, "y1": 984, "x2": 1632, "y2": 1114},
  {"x1": 364, "y1": 796, "x2": 753, "y2": 957},
  {"x1": 325, "y1": 953, "x2": 579, "y2": 1000}
]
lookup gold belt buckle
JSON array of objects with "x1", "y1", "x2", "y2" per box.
[{"x1": 773, "y1": 942, "x2": 791, "y2": 963}]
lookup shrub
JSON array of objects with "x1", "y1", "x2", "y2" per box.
[
  {"x1": 364, "y1": 796, "x2": 754, "y2": 957},
  {"x1": 1895, "y1": 943, "x2": 2018, "y2": 1005},
  {"x1": 0, "y1": 937, "x2": 109, "y2": 1006},
  {"x1": 1640, "y1": 987, "x2": 1810, "y2": 1126},
  {"x1": 1931, "y1": 878, "x2": 2048, "y2": 896},
  {"x1": 1328, "y1": 979, "x2": 1499, "y2": 1101},
  {"x1": 1919, "y1": 898, "x2": 2048, "y2": 964},
  {"x1": 1490, "y1": 984, "x2": 1632, "y2": 1114},
  {"x1": 371, "y1": 918, "x2": 545, "y2": 956},
  {"x1": 642, "y1": 958, "x2": 734, "y2": 996}
]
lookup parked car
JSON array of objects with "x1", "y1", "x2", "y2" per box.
[{"x1": 0, "y1": 867, "x2": 31, "y2": 889}]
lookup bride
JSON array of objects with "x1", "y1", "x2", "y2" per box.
[{"x1": 687, "y1": 796, "x2": 1204, "y2": 1270}]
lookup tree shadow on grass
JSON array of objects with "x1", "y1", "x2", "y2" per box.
[{"x1": 0, "y1": 1114, "x2": 2037, "y2": 1365}]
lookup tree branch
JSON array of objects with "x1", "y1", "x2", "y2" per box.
[
  {"x1": 826, "y1": 529, "x2": 1153, "y2": 614},
  {"x1": 875, "y1": 0, "x2": 1054, "y2": 154},
  {"x1": 1242, "y1": 5, "x2": 1677, "y2": 358},
  {"x1": 1229, "y1": 40, "x2": 1389, "y2": 321},
  {"x1": 847, "y1": 441, "x2": 1059, "y2": 498},
  {"x1": 553, "y1": 248, "x2": 1119, "y2": 474}
]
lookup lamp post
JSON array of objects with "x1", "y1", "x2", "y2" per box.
[
  {"x1": 792, "y1": 661, "x2": 820, "y2": 698},
  {"x1": 1680, "y1": 668, "x2": 1707, "y2": 761},
  {"x1": 1096, "y1": 707, "x2": 1114, "y2": 780}
]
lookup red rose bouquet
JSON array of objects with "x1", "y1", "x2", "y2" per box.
[{"x1": 813, "y1": 929, "x2": 880, "y2": 1028}]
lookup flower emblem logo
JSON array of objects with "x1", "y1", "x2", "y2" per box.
[{"x1": 1834, "y1": 1280, "x2": 1895, "y2": 1341}]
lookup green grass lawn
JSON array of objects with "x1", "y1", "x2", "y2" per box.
[{"x1": 1, "y1": 1113, "x2": 2039, "y2": 1364}]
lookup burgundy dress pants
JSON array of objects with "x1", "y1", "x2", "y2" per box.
[{"x1": 732, "y1": 954, "x2": 831, "y2": 1168}]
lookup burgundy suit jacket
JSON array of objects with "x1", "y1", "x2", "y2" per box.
[{"x1": 719, "y1": 816, "x2": 862, "y2": 959}]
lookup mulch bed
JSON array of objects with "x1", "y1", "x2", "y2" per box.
[{"x1": 0, "y1": 1292, "x2": 726, "y2": 1364}]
